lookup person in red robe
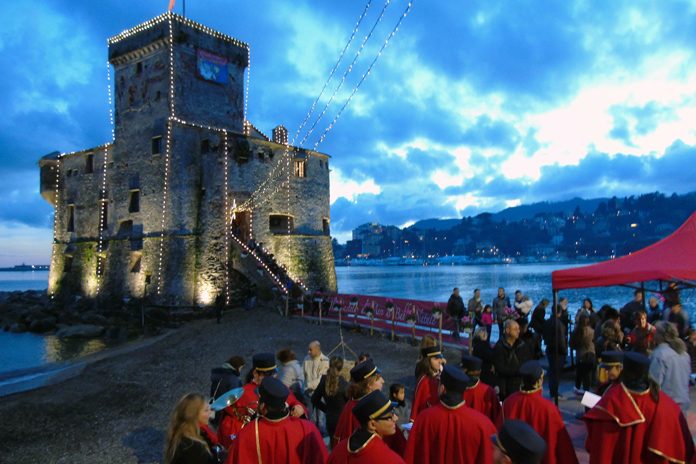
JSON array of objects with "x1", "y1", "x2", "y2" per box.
[
  {"x1": 461, "y1": 354, "x2": 503, "y2": 428},
  {"x1": 227, "y1": 377, "x2": 327, "y2": 464},
  {"x1": 404, "y1": 365, "x2": 497, "y2": 464},
  {"x1": 492, "y1": 420, "x2": 547, "y2": 464},
  {"x1": 502, "y1": 360, "x2": 578, "y2": 464},
  {"x1": 595, "y1": 350, "x2": 623, "y2": 396},
  {"x1": 583, "y1": 352, "x2": 695, "y2": 464},
  {"x1": 332, "y1": 358, "x2": 407, "y2": 455},
  {"x1": 409, "y1": 345, "x2": 444, "y2": 422},
  {"x1": 328, "y1": 390, "x2": 405, "y2": 464},
  {"x1": 217, "y1": 352, "x2": 306, "y2": 449}
]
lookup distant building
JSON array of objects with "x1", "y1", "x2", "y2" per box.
[{"x1": 39, "y1": 13, "x2": 336, "y2": 306}]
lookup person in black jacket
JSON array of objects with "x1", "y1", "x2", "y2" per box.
[
  {"x1": 447, "y1": 287, "x2": 465, "y2": 340},
  {"x1": 210, "y1": 356, "x2": 244, "y2": 400},
  {"x1": 311, "y1": 356, "x2": 348, "y2": 442},
  {"x1": 472, "y1": 327, "x2": 497, "y2": 388},
  {"x1": 543, "y1": 304, "x2": 567, "y2": 399},
  {"x1": 165, "y1": 393, "x2": 216, "y2": 464},
  {"x1": 493, "y1": 320, "x2": 531, "y2": 399},
  {"x1": 529, "y1": 299, "x2": 548, "y2": 336}
]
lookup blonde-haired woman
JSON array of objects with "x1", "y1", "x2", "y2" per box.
[{"x1": 164, "y1": 393, "x2": 216, "y2": 464}]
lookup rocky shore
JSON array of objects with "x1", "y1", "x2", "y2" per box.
[
  {"x1": 7, "y1": 302, "x2": 696, "y2": 463},
  {"x1": 0, "y1": 305, "x2": 435, "y2": 463}
]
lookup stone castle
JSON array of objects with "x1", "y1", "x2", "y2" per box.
[{"x1": 39, "y1": 13, "x2": 337, "y2": 306}]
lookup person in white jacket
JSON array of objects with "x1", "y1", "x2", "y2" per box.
[{"x1": 303, "y1": 340, "x2": 329, "y2": 433}]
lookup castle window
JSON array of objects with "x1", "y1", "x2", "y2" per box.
[
  {"x1": 118, "y1": 220, "x2": 133, "y2": 237},
  {"x1": 152, "y1": 136, "x2": 162, "y2": 155},
  {"x1": 269, "y1": 214, "x2": 294, "y2": 234},
  {"x1": 201, "y1": 139, "x2": 210, "y2": 154},
  {"x1": 136, "y1": 62, "x2": 143, "y2": 74},
  {"x1": 99, "y1": 200, "x2": 108, "y2": 231},
  {"x1": 323, "y1": 218, "x2": 330, "y2": 236},
  {"x1": 130, "y1": 252, "x2": 142, "y2": 273},
  {"x1": 294, "y1": 160, "x2": 306, "y2": 178},
  {"x1": 67, "y1": 205, "x2": 75, "y2": 232},
  {"x1": 63, "y1": 256, "x2": 73, "y2": 273},
  {"x1": 129, "y1": 190, "x2": 140, "y2": 213},
  {"x1": 85, "y1": 154, "x2": 94, "y2": 174}
]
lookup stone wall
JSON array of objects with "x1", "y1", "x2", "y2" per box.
[{"x1": 270, "y1": 235, "x2": 337, "y2": 292}]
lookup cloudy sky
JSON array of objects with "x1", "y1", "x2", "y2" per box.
[{"x1": 1, "y1": 0, "x2": 696, "y2": 265}]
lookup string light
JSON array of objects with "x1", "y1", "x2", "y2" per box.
[
  {"x1": 48, "y1": 154, "x2": 63, "y2": 298},
  {"x1": 95, "y1": 58, "x2": 116, "y2": 293},
  {"x1": 315, "y1": 1, "x2": 415, "y2": 149},
  {"x1": 244, "y1": 47, "x2": 251, "y2": 126},
  {"x1": 155, "y1": 17, "x2": 176, "y2": 295},
  {"x1": 230, "y1": 234, "x2": 287, "y2": 293},
  {"x1": 223, "y1": 130, "x2": 230, "y2": 306},
  {"x1": 300, "y1": 0, "x2": 391, "y2": 147},
  {"x1": 291, "y1": 0, "x2": 373, "y2": 146},
  {"x1": 108, "y1": 12, "x2": 249, "y2": 50}
]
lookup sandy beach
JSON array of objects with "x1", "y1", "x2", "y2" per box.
[{"x1": 1, "y1": 305, "x2": 695, "y2": 463}]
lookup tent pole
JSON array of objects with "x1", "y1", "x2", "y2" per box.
[
  {"x1": 641, "y1": 282, "x2": 646, "y2": 311},
  {"x1": 553, "y1": 289, "x2": 559, "y2": 407}
]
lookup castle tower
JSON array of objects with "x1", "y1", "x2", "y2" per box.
[{"x1": 40, "y1": 14, "x2": 336, "y2": 307}]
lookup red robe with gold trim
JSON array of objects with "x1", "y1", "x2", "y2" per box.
[
  {"x1": 328, "y1": 434, "x2": 405, "y2": 464},
  {"x1": 583, "y1": 383, "x2": 695, "y2": 464},
  {"x1": 502, "y1": 389, "x2": 578, "y2": 464},
  {"x1": 462, "y1": 379, "x2": 503, "y2": 428},
  {"x1": 333, "y1": 399, "x2": 407, "y2": 456},
  {"x1": 409, "y1": 374, "x2": 439, "y2": 422},
  {"x1": 226, "y1": 415, "x2": 327, "y2": 464},
  {"x1": 404, "y1": 400, "x2": 496, "y2": 464},
  {"x1": 217, "y1": 381, "x2": 307, "y2": 449}
]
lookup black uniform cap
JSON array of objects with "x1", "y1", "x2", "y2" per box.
[
  {"x1": 258, "y1": 377, "x2": 289, "y2": 409},
  {"x1": 599, "y1": 350, "x2": 624, "y2": 367},
  {"x1": 623, "y1": 352, "x2": 650, "y2": 377},
  {"x1": 493, "y1": 419, "x2": 547, "y2": 464},
  {"x1": 252, "y1": 352, "x2": 278, "y2": 373},
  {"x1": 440, "y1": 364, "x2": 470, "y2": 393},
  {"x1": 460, "y1": 354, "x2": 483, "y2": 371},
  {"x1": 519, "y1": 360, "x2": 544, "y2": 383},
  {"x1": 352, "y1": 390, "x2": 394, "y2": 424},
  {"x1": 350, "y1": 358, "x2": 381, "y2": 382},
  {"x1": 421, "y1": 346, "x2": 444, "y2": 358}
]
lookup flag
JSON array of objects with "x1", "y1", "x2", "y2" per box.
[{"x1": 168, "y1": 0, "x2": 176, "y2": 11}]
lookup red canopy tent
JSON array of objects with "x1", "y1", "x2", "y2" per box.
[
  {"x1": 552, "y1": 211, "x2": 696, "y2": 291},
  {"x1": 546, "y1": 211, "x2": 696, "y2": 405}
]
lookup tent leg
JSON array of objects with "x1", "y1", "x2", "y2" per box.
[
  {"x1": 552, "y1": 290, "x2": 559, "y2": 407},
  {"x1": 641, "y1": 282, "x2": 646, "y2": 311}
]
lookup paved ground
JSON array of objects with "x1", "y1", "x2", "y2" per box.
[{"x1": 0, "y1": 305, "x2": 694, "y2": 463}]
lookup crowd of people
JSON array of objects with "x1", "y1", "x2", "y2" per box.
[{"x1": 163, "y1": 283, "x2": 694, "y2": 463}]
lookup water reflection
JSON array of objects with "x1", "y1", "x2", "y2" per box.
[{"x1": 43, "y1": 336, "x2": 109, "y2": 363}]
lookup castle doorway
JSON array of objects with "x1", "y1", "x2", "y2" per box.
[{"x1": 232, "y1": 211, "x2": 250, "y2": 243}]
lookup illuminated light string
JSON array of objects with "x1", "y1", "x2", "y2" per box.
[
  {"x1": 107, "y1": 12, "x2": 249, "y2": 50},
  {"x1": 49, "y1": 154, "x2": 63, "y2": 298},
  {"x1": 291, "y1": 0, "x2": 374, "y2": 147},
  {"x1": 230, "y1": 234, "x2": 287, "y2": 294},
  {"x1": 315, "y1": 0, "x2": 415, "y2": 150},
  {"x1": 225, "y1": 0, "x2": 384, "y2": 212},
  {"x1": 223, "y1": 129, "x2": 230, "y2": 305},
  {"x1": 95, "y1": 58, "x2": 116, "y2": 293},
  {"x1": 299, "y1": 0, "x2": 391, "y2": 148},
  {"x1": 235, "y1": 0, "x2": 405, "y2": 213},
  {"x1": 244, "y1": 48, "x2": 251, "y2": 127},
  {"x1": 155, "y1": 17, "x2": 177, "y2": 295}
]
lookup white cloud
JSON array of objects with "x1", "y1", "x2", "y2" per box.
[{"x1": 330, "y1": 167, "x2": 381, "y2": 203}]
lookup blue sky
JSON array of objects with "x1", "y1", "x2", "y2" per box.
[{"x1": 1, "y1": 0, "x2": 696, "y2": 265}]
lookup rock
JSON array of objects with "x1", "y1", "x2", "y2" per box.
[
  {"x1": 55, "y1": 324, "x2": 105, "y2": 339},
  {"x1": 28, "y1": 317, "x2": 57, "y2": 333},
  {"x1": 9, "y1": 323, "x2": 27, "y2": 333},
  {"x1": 80, "y1": 313, "x2": 108, "y2": 326}
]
